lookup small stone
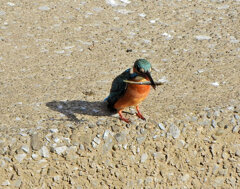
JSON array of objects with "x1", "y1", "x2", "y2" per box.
[
  {"x1": 79, "y1": 144, "x2": 85, "y2": 151},
  {"x1": 114, "y1": 132, "x2": 126, "y2": 143},
  {"x1": 141, "y1": 153, "x2": 148, "y2": 163},
  {"x1": 211, "y1": 134, "x2": 217, "y2": 140},
  {"x1": 50, "y1": 128, "x2": 58, "y2": 133},
  {"x1": 235, "y1": 149, "x2": 240, "y2": 157},
  {"x1": 103, "y1": 130, "x2": 111, "y2": 140},
  {"x1": 14, "y1": 154, "x2": 26, "y2": 162},
  {"x1": 181, "y1": 174, "x2": 190, "y2": 182},
  {"x1": 168, "y1": 124, "x2": 180, "y2": 139},
  {"x1": 211, "y1": 120, "x2": 217, "y2": 128},
  {"x1": 145, "y1": 177, "x2": 153, "y2": 184},
  {"x1": 215, "y1": 129, "x2": 224, "y2": 136},
  {"x1": 96, "y1": 120, "x2": 104, "y2": 126},
  {"x1": 0, "y1": 159, "x2": 6, "y2": 167},
  {"x1": 40, "y1": 146, "x2": 50, "y2": 158},
  {"x1": 2, "y1": 180, "x2": 10, "y2": 186},
  {"x1": 38, "y1": 5, "x2": 50, "y2": 11},
  {"x1": 111, "y1": 125, "x2": 120, "y2": 133},
  {"x1": 212, "y1": 164, "x2": 219, "y2": 175},
  {"x1": 212, "y1": 177, "x2": 225, "y2": 188},
  {"x1": 21, "y1": 145, "x2": 30, "y2": 153},
  {"x1": 158, "y1": 123, "x2": 166, "y2": 130},
  {"x1": 234, "y1": 114, "x2": 239, "y2": 120},
  {"x1": 55, "y1": 146, "x2": 67, "y2": 155},
  {"x1": 232, "y1": 125, "x2": 239, "y2": 133},
  {"x1": 0, "y1": 11, "x2": 6, "y2": 16},
  {"x1": 103, "y1": 137, "x2": 113, "y2": 153},
  {"x1": 88, "y1": 123, "x2": 96, "y2": 128},
  {"x1": 54, "y1": 137, "x2": 60, "y2": 143},
  {"x1": 31, "y1": 153, "x2": 38, "y2": 160},
  {"x1": 7, "y1": 2, "x2": 15, "y2": 6},
  {"x1": 16, "y1": 117, "x2": 21, "y2": 121},
  {"x1": 53, "y1": 175, "x2": 61, "y2": 183},
  {"x1": 31, "y1": 133, "x2": 42, "y2": 151},
  {"x1": 92, "y1": 141, "x2": 97, "y2": 148},
  {"x1": 93, "y1": 137, "x2": 101, "y2": 145},
  {"x1": 130, "y1": 145, "x2": 136, "y2": 155},
  {"x1": 177, "y1": 140, "x2": 186, "y2": 148},
  {"x1": 211, "y1": 82, "x2": 219, "y2": 87},
  {"x1": 214, "y1": 111, "x2": 220, "y2": 117},
  {"x1": 195, "y1": 35, "x2": 211, "y2": 40},
  {"x1": 13, "y1": 179, "x2": 22, "y2": 188},
  {"x1": 123, "y1": 143, "x2": 128, "y2": 150},
  {"x1": 136, "y1": 136, "x2": 146, "y2": 144},
  {"x1": 137, "y1": 147, "x2": 140, "y2": 153}
]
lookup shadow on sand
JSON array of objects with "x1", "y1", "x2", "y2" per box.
[{"x1": 46, "y1": 100, "x2": 114, "y2": 122}]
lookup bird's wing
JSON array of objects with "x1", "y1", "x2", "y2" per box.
[{"x1": 105, "y1": 68, "x2": 136, "y2": 110}]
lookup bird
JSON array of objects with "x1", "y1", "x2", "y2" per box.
[{"x1": 105, "y1": 59, "x2": 156, "y2": 123}]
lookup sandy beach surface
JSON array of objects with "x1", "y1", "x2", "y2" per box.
[{"x1": 0, "y1": 0, "x2": 240, "y2": 188}]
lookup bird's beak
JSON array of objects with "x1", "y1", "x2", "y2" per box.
[{"x1": 145, "y1": 71, "x2": 156, "y2": 89}]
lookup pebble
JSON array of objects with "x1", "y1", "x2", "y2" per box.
[
  {"x1": 114, "y1": 132, "x2": 126, "y2": 143},
  {"x1": 92, "y1": 141, "x2": 98, "y2": 148},
  {"x1": 181, "y1": 174, "x2": 190, "y2": 182},
  {"x1": 31, "y1": 153, "x2": 38, "y2": 160},
  {"x1": 234, "y1": 114, "x2": 239, "y2": 120},
  {"x1": 53, "y1": 175, "x2": 61, "y2": 183},
  {"x1": 0, "y1": 11, "x2": 6, "y2": 16},
  {"x1": 88, "y1": 123, "x2": 96, "y2": 128},
  {"x1": 215, "y1": 129, "x2": 224, "y2": 136},
  {"x1": 103, "y1": 135, "x2": 113, "y2": 152},
  {"x1": 50, "y1": 128, "x2": 58, "y2": 133},
  {"x1": 14, "y1": 154, "x2": 26, "y2": 163},
  {"x1": 2, "y1": 180, "x2": 10, "y2": 186},
  {"x1": 0, "y1": 159, "x2": 6, "y2": 167},
  {"x1": 235, "y1": 149, "x2": 240, "y2": 157},
  {"x1": 195, "y1": 35, "x2": 211, "y2": 40},
  {"x1": 38, "y1": 6, "x2": 50, "y2": 11},
  {"x1": 211, "y1": 120, "x2": 217, "y2": 128},
  {"x1": 7, "y1": 2, "x2": 15, "y2": 6},
  {"x1": 213, "y1": 177, "x2": 225, "y2": 187},
  {"x1": 40, "y1": 146, "x2": 50, "y2": 158},
  {"x1": 55, "y1": 146, "x2": 67, "y2": 155},
  {"x1": 140, "y1": 153, "x2": 148, "y2": 163},
  {"x1": 31, "y1": 133, "x2": 42, "y2": 151},
  {"x1": 232, "y1": 125, "x2": 239, "y2": 133},
  {"x1": 93, "y1": 137, "x2": 101, "y2": 145},
  {"x1": 13, "y1": 179, "x2": 22, "y2": 188},
  {"x1": 21, "y1": 145, "x2": 30, "y2": 153},
  {"x1": 103, "y1": 130, "x2": 111, "y2": 140},
  {"x1": 136, "y1": 136, "x2": 146, "y2": 144},
  {"x1": 158, "y1": 123, "x2": 166, "y2": 130},
  {"x1": 168, "y1": 124, "x2": 180, "y2": 139}
]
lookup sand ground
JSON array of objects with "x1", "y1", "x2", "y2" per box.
[{"x1": 0, "y1": 0, "x2": 240, "y2": 188}]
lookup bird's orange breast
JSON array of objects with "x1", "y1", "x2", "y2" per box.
[{"x1": 114, "y1": 78, "x2": 151, "y2": 110}]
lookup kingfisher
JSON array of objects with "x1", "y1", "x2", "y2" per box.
[{"x1": 105, "y1": 59, "x2": 156, "y2": 123}]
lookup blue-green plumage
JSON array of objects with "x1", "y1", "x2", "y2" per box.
[
  {"x1": 104, "y1": 68, "x2": 137, "y2": 110},
  {"x1": 105, "y1": 59, "x2": 155, "y2": 111},
  {"x1": 105, "y1": 59, "x2": 156, "y2": 122}
]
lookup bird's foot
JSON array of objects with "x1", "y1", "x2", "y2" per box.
[
  {"x1": 118, "y1": 110, "x2": 130, "y2": 123},
  {"x1": 136, "y1": 105, "x2": 146, "y2": 120},
  {"x1": 119, "y1": 117, "x2": 130, "y2": 123},
  {"x1": 136, "y1": 112, "x2": 146, "y2": 120}
]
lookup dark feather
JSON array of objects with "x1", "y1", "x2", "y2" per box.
[{"x1": 105, "y1": 68, "x2": 137, "y2": 110}]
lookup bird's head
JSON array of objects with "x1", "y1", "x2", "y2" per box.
[{"x1": 133, "y1": 59, "x2": 156, "y2": 89}]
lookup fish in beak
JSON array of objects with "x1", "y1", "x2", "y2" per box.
[{"x1": 145, "y1": 71, "x2": 156, "y2": 89}]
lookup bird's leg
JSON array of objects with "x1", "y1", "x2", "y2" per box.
[
  {"x1": 118, "y1": 110, "x2": 130, "y2": 123},
  {"x1": 136, "y1": 105, "x2": 146, "y2": 120}
]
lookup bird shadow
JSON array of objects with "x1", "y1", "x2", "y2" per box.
[{"x1": 46, "y1": 100, "x2": 115, "y2": 122}]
